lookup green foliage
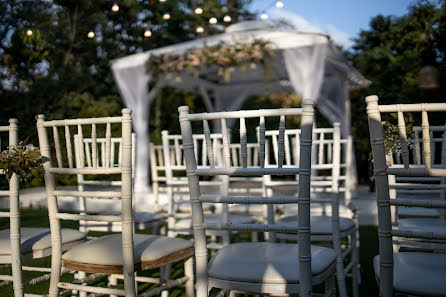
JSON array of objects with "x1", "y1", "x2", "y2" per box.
[{"x1": 350, "y1": 0, "x2": 446, "y2": 182}]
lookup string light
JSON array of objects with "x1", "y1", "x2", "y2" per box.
[
  {"x1": 209, "y1": 17, "x2": 217, "y2": 24},
  {"x1": 196, "y1": 26, "x2": 204, "y2": 33},
  {"x1": 111, "y1": 3, "x2": 119, "y2": 12},
  {"x1": 276, "y1": 1, "x2": 284, "y2": 8},
  {"x1": 26, "y1": 29, "x2": 33, "y2": 36},
  {"x1": 162, "y1": 13, "x2": 171, "y2": 20},
  {"x1": 223, "y1": 15, "x2": 232, "y2": 22},
  {"x1": 144, "y1": 29, "x2": 152, "y2": 37},
  {"x1": 260, "y1": 13, "x2": 268, "y2": 20},
  {"x1": 194, "y1": 7, "x2": 203, "y2": 14},
  {"x1": 87, "y1": 31, "x2": 95, "y2": 38}
]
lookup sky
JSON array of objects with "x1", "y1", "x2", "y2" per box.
[{"x1": 249, "y1": 0, "x2": 415, "y2": 48}]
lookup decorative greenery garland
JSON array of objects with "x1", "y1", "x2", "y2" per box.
[
  {"x1": 146, "y1": 39, "x2": 275, "y2": 82},
  {"x1": 0, "y1": 142, "x2": 41, "y2": 182}
]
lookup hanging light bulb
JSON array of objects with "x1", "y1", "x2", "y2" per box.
[
  {"x1": 260, "y1": 13, "x2": 268, "y2": 20},
  {"x1": 196, "y1": 26, "x2": 204, "y2": 33},
  {"x1": 276, "y1": 1, "x2": 284, "y2": 8},
  {"x1": 144, "y1": 29, "x2": 152, "y2": 37},
  {"x1": 159, "y1": 0, "x2": 166, "y2": 2},
  {"x1": 111, "y1": 3, "x2": 119, "y2": 12},
  {"x1": 87, "y1": 31, "x2": 95, "y2": 38},
  {"x1": 223, "y1": 15, "x2": 232, "y2": 22},
  {"x1": 209, "y1": 17, "x2": 217, "y2": 24},
  {"x1": 26, "y1": 29, "x2": 33, "y2": 36},
  {"x1": 194, "y1": 7, "x2": 203, "y2": 14},
  {"x1": 162, "y1": 13, "x2": 171, "y2": 20}
]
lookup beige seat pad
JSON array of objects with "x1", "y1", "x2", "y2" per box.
[
  {"x1": 0, "y1": 227, "x2": 86, "y2": 256},
  {"x1": 62, "y1": 234, "x2": 193, "y2": 266},
  {"x1": 277, "y1": 215, "x2": 355, "y2": 234},
  {"x1": 283, "y1": 204, "x2": 354, "y2": 218},
  {"x1": 374, "y1": 253, "x2": 446, "y2": 296},
  {"x1": 399, "y1": 218, "x2": 446, "y2": 236},
  {"x1": 398, "y1": 207, "x2": 440, "y2": 218},
  {"x1": 229, "y1": 204, "x2": 266, "y2": 216},
  {"x1": 175, "y1": 213, "x2": 256, "y2": 230},
  {"x1": 208, "y1": 242, "x2": 336, "y2": 284}
]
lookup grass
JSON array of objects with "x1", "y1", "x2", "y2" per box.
[{"x1": 0, "y1": 208, "x2": 380, "y2": 297}]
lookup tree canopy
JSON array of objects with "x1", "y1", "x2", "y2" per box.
[
  {"x1": 350, "y1": 0, "x2": 446, "y2": 182},
  {"x1": 0, "y1": 0, "x2": 252, "y2": 142}
]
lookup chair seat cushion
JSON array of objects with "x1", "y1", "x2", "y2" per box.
[
  {"x1": 374, "y1": 253, "x2": 446, "y2": 296},
  {"x1": 283, "y1": 204, "x2": 355, "y2": 218},
  {"x1": 0, "y1": 227, "x2": 86, "y2": 258},
  {"x1": 276, "y1": 215, "x2": 355, "y2": 234},
  {"x1": 229, "y1": 204, "x2": 265, "y2": 216},
  {"x1": 208, "y1": 242, "x2": 336, "y2": 284},
  {"x1": 175, "y1": 213, "x2": 257, "y2": 230},
  {"x1": 62, "y1": 234, "x2": 193, "y2": 267},
  {"x1": 398, "y1": 207, "x2": 441, "y2": 218},
  {"x1": 398, "y1": 218, "x2": 446, "y2": 236}
]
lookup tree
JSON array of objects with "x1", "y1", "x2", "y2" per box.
[
  {"x1": 350, "y1": 0, "x2": 446, "y2": 183},
  {"x1": 0, "y1": 0, "x2": 252, "y2": 143}
]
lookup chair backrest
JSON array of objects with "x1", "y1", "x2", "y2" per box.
[
  {"x1": 149, "y1": 143, "x2": 167, "y2": 205},
  {"x1": 178, "y1": 100, "x2": 315, "y2": 297},
  {"x1": 388, "y1": 125, "x2": 446, "y2": 221},
  {"x1": 0, "y1": 119, "x2": 24, "y2": 297},
  {"x1": 366, "y1": 95, "x2": 446, "y2": 297},
  {"x1": 73, "y1": 133, "x2": 136, "y2": 232},
  {"x1": 36, "y1": 109, "x2": 136, "y2": 295},
  {"x1": 264, "y1": 123, "x2": 349, "y2": 195}
]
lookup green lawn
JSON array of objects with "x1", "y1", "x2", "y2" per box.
[{"x1": 0, "y1": 208, "x2": 379, "y2": 296}]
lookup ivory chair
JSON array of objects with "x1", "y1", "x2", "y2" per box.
[
  {"x1": 388, "y1": 125, "x2": 446, "y2": 221},
  {"x1": 366, "y1": 95, "x2": 446, "y2": 297},
  {"x1": 161, "y1": 130, "x2": 256, "y2": 248},
  {"x1": 36, "y1": 109, "x2": 194, "y2": 297},
  {"x1": 386, "y1": 125, "x2": 446, "y2": 252},
  {"x1": 73, "y1": 135, "x2": 166, "y2": 233},
  {"x1": 227, "y1": 143, "x2": 267, "y2": 217},
  {"x1": 150, "y1": 143, "x2": 168, "y2": 210},
  {"x1": 0, "y1": 119, "x2": 87, "y2": 297},
  {"x1": 179, "y1": 101, "x2": 337, "y2": 297},
  {"x1": 264, "y1": 123, "x2": 359, "y2": 297}
]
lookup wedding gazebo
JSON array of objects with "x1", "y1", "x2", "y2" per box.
[{"x1": 111, "y1": 21, "x2": 370, "y2": 192}]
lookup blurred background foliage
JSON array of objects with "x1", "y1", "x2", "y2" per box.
[{"x1": 0, "y1": 0, "x2": 445, "y2": 186}]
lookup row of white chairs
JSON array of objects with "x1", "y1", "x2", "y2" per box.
[
  {"x1": 366, "y1": 96, "x2": 446, "y2": 296},
  {"x1": 3, "y1": 96, "x2": 444, "y2": 297}
]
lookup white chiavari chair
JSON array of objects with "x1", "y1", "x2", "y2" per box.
[
  {"x1": 161, "y1": 131, "x2": 256, "y2": 248},
  {"x1": 150, "y1": 143, "x2": 168, "y2": 210},
  {"x1": 264, "y1": 123, "x2": 359, "y2": 297},
  {"x1": 387, "y1": 125, "x2": 446, "y2": 251},
  {"x1": 73, "y1": 134, "x2": 166, "y2": 233},
  {"x1": 179, "y1": 100, "x2": 337, "y2": 297},
  {"x1": 366, "y1": 95, "x2": 446, "y2": 297},
  {"x1": 0, "y1": 119, "x2": 86, "y2": 297},
  {"x1": 36, "y1": 109, "x2": 195, "y2": 297}
]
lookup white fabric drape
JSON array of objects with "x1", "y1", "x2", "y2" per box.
[
  {"x1": 283, "y1": 43, "x2": 328, "y2": 101},
  {"x1": 111, "y1": 60, "x2": 151, "y2": 191}
]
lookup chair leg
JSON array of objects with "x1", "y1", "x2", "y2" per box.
[
  {"x1": 160, "y1": 264, "x2": 172, "y2": 297},
  {"x1": 185, "y1": 257, "x2": 195, "y2": 297},
  {"x1": 324, "y1": 274, "x2": 336, "y2": 297},
  {"x1": 109, "y1": 274, "x2": 118, "y2": 297},
  {"x1": 351, "y1": 230, "x2": 360, "y2": 297}
]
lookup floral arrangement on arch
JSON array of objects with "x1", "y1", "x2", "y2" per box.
[{"x1": 146, "y1": 39, "x2": 275, "y2": 82}]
